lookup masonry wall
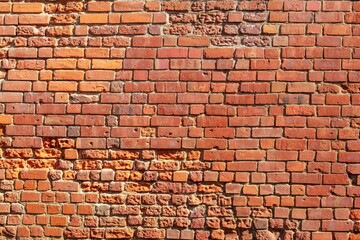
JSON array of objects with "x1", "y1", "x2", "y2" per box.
[{"x1": 0, "y1": 0, "x2": 360, "y2": 239}]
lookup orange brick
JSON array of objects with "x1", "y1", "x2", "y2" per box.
[
  {"x1": 46, "y1": 59, "x2": 77, "y2": 69},
  {"x1": 13, "y1": 3, "x2": 43, "y2": 13},
  {"x1": 121, "y1": 13, "x2": 152, "y2": 23},
  {"x1": 87, "y1": 2, "x2": 112, "y2": 12},
  {"x1": 173, "y1": 171, "x2": 188, "y2": 182},
  {"x1": 19, "y1": 15, "x2": 49, "y2": 25},
  {"x1": 0, "y1": 3, "x2": 11, "y2": 13},
  {"x1": 48, "y1": 82, "x2": 77, "y2": 92},
  {"x1": 80, "y1": 14, "x2": 108, "y2": 24},
  {"x1": 7, "y1": 70, "x2": 39, "y2": 81},
  {"x1": 92, "y1": 59, "x2": 122, "y2": 69},
  {"x1": 53, "y1": 70, "x2": 84, "y2": 81},
  {"x1": 263, "y1": 24, "x2": 277, "y2": 34},
  {"x1": 0, "y1": 115, "x2": 13, "y2": 124}
]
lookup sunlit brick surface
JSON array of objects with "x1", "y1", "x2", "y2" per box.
[{"x1": 1, "y1": 0, "x2": 360, "y2": 239}]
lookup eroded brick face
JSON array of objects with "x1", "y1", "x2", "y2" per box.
[{"x1": 1, "y1": 0, "x2": 360, "y2": 239}]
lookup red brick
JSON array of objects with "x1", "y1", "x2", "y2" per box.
[
  {"x1": 315, "y1": 12, "x2": 343, "y2": 23},
  {"x1": 236, "y1": 150, "x2": 265, "y2": 161},
  {"x1": 250, "y1": 60, "x2": 280, "y2": 70},
  {"x1": 52, "y1": 182, "x2": 79, "y2": 192},
  {"x1": 9, "y1": 48, "x2": 37, "y2": 58},
  {"x1": 123, "y1": 59, "x2": 153, "y2": 69},
  {"x1": 44, "y1": 227, "x2": 62, "y2": 237},
  {"x1": 6, "y1": 125, "x2": 35, "y2": 136},
  {"x1": 196, "y1": 139, "x2": 226, "y2": 149},
  {"x1": 204, "y1": 150, "x2": 234, "y2": 161},
  {"x1": 275, "y1": 139, "x2": 306, "y2": 150},
  {"x1": 19, "y1": 15, "x2": 49, "y2": 25},
  {"x1": 227, "y1": 162, "x2": 256, "y2": 172},
  {"x1": 120, "y1": 116, "x2": 149, "y2": 127},
  {"x1": 317, "y1": 36, "x2": 342, "y2": 47},
  {"x1": 77, "y1": 204, "x2": 93, "y2": 215},
  {"x1": 204, "y1": 48, "x2": 234, "y2": 59},
  {"x1": 26, "y1": 203, "x2": 46, "y2": 214},
  {"x1": 151, "y1": 138, "x2": 181, "y2": 149},
  {"x1": 339, "y1": 153, "x2": 360, "y2": 163},
  {"x1": 207, "y1": 128, "x2": 235, "y2": 139},
  {"x1": 296, "y1": 197, "x2": 321, "y2": 207},
  {"x1": 324, "y1": 24, "x2": 351, "y2": 36},
  {"x1": 228, "y1": 71, "x2": 256, "y2": 81},
  {"x1": 133, "y1": 36, "x2": 162, "y2": 47},
  {"x1": 50, "y1": 216, "x2": 67, "y2": 227},
  {"x1": 0, "y1": 1, "x2": 360, "y2": 236},
  {"x1": 289, "y1": 36, "x2": 315, "y2": 46},
  {"x1": 323, "y1": 1, "x2": 351, "y2": 12},
  {"x1": 76, "y1": 138, "x2": 106, "y2": 149},
  {"x1": 178, "y1": 37, "x2": 210, "y2": 47},
  {"x1": 315, "y1": 60, "x2": 342, "y2": 71},
  {"x1": 346, "y1": 13, "x2": 360, "y2": 24},
  {"x1": 121, "y1": 138, "x2": 149, "y2": 149},
  {"x1": 87, "y1": 2, "x2": 111, "y2": 12},
  {"x1": 20, "y1": 170, "x2": 48, "y2": 180},
  {"x1": 322, "y1": 220, "x2": 353, "y2": 232},
  {"x1": 114, "y1": 2, "x2": 144, "y2": 11},
  {"x1": 267, "y1": 151, "x2": 298, "y2": 161}
]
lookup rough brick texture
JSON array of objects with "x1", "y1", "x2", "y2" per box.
[{"x1": 1, "y1": 0, "x2": 360, "y2": 239}]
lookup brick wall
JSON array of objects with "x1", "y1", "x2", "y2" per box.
[{"x1": 1, "y1": 0, "x2": 360, "y2": 239}]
